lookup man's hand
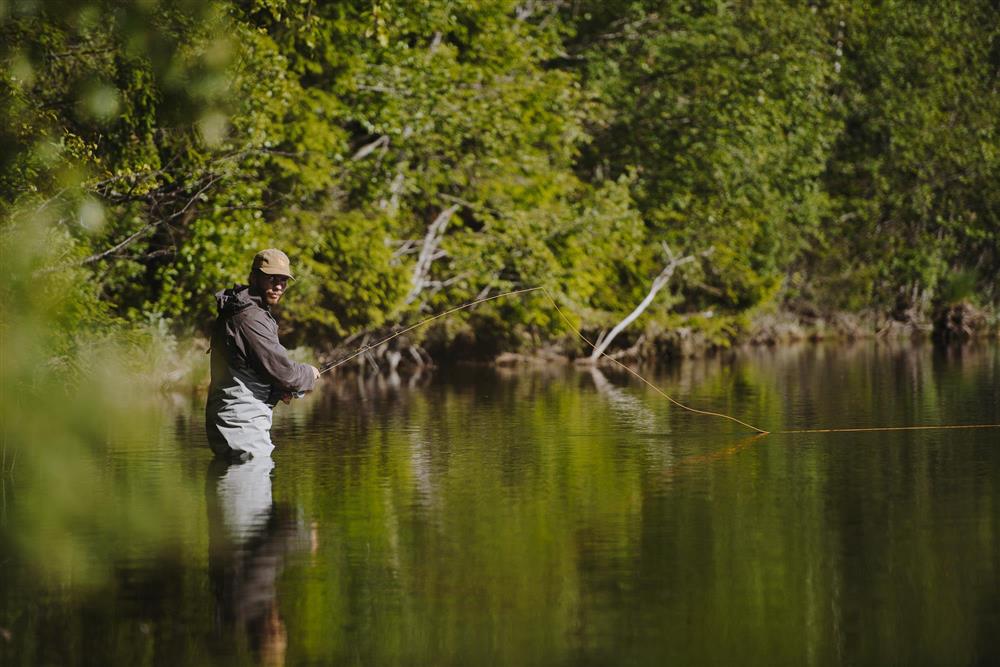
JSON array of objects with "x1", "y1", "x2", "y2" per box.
[{"x1": 311, "y1": 365, "x2": 321, "y2": 380}]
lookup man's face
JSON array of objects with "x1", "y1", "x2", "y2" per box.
[{"x1": 253, "y1": 271, "x2": 289, "y2": 306}]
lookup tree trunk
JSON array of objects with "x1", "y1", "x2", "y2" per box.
[
  {"x1": 404, "y1": 205, "x2": 459, "y2": 306},
  {"x1": 586, "y1": 246, "x2": 696, "y2": 363}
]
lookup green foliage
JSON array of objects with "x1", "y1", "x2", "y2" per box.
[
  {"x1": 815, "y1": 0, "x2": 1000, "y2": 313},
  {"x1": 570, "y1": 0, "x2": 839, "y2": 311},
  {"x1": 5, "y1": 0, "x2": 1000, "y2": 357},
  {"x1": 937, "y1": 269, "x2": 980, "y2": 308},
  {"x1": 0, "y1": 210, "x2": 202, "y2": 586},
  {"x1": 0, "y1": 0, "x2": 231, "y2": 586},
  {"x1": 283, "y1": 210, "x2": 408, "y2": 342}
]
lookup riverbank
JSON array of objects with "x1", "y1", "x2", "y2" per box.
[
  {"x1": 482, "y1": 301, "x2": 1000, "y2": 367},
  {"x1": 157, "y1": 300, "x2": 1000, "y2": 390}
]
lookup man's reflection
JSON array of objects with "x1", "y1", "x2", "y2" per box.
[{"x1": 206, "y1": 457, "x2": 310, "y2": 666}]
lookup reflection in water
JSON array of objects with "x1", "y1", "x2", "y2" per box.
[
  {"x1": 588, "y1": 366, "x2": 676, "y2": 471},
  {"x1": 6, "y1": 343, "x2": 1000, "y2": 665},
  {"x1": 660, "y1": 433, "x2": 767, "y2": 480},
  {"x1": 206, "y1": 458, "x2": 311, "y2": 667},
  {"x1": 587, "y1": 366, "x2": 657, "y2": 431}
]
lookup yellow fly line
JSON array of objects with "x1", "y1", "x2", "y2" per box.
[{"x1": 319, "y1": 286, "x2": 1000, "y2": 437}]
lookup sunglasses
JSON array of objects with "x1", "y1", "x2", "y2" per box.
[{"x1": 257, "y1": 272, "x2": 290, "y2": 288}]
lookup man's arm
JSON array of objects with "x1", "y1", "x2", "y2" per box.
[{"x1": 240, "y1": 313, "x2": 317, "y2": 393}]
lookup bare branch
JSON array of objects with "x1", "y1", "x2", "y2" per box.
[
  {"x1": 80, "y1": 224, "x2": 157, "y2": 266},
  {"x1": 405, "y1": 205, "x2": 460, "y2": 305},
  {"x1": 423, "y1": 271, "x2": 472, "y2": 292},
  {"x1": 391, "y1": 239, "x2": 419, "y2": 258},
  {"x1": 587, "y1": 244, "x2": 698, "y2": 363},
  {"x1": 351, "y1": 135, "x2": 389, "y2": 161},
  {"x1": 381, "y1": 169, "x2": 405, "y2": 213},
  {"x1": 439, "y1": 193, "x2": 504, "y2": 217},
  {"x1": 161, "y1": 174, "x2": 222, "y2": 224},
  {"x1": 38, "y1": 172, "x2": 225, "y2": 274}
]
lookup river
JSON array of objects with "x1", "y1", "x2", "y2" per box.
[{"x1": 3, "y1": 341, "x2": 1000, "y2": 665}]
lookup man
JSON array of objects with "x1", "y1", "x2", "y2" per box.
[{"x1": 206, "y1": 248, "x2": 319, "y2": 461}]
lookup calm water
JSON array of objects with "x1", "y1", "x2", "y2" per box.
[{"x1": 4, "y1": 342, "x2": 1000, "y2": 665}]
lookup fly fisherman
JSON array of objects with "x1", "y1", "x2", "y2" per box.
[{"x1": 206, "y1": 249, "x2": 320, "y2": 461}]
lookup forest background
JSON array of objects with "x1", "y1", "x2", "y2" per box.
[{"x1": 6, "y1": 0, "x2": 1000, "y2": 375}]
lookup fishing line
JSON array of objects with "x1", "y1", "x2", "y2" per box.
[
  {"x1": 318, "y1": 286, "x2": 766, "y2": 432},
  {"x1": 539, "y1": 288, "x2": 769, "y2": 434},
  {"x1": 318, "y1": 286, "x2": 544, "y2": 374},
  {"x1": 778, "y1": 423, "x2": 1000, "y2": 435},
  {"x1": 316, "y1": 286, "x2": 1000, "y2": 436}
]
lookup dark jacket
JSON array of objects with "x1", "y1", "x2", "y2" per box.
[
  {"x1": 205, "y1": 285, "x2": 315, "y2": 459},
  {"x1": 209, "y1": 285, "x2": 316, "y2": 398}
]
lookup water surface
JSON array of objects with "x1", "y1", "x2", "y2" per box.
[{"x1": 3, "y1": 342, "x2": 1000, "y2": 665}]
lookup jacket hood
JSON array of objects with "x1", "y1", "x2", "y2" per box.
[{"x1": 215, "y1": 284, "x2": 267, "y2": 316}]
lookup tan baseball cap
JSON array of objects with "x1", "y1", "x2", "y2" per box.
[{"x1": 252, "y1": 248, "x2": 294, "y2": 279}]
